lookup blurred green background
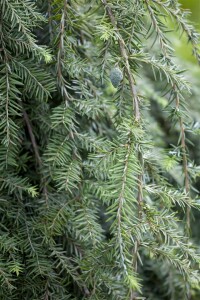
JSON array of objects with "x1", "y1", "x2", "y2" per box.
[
  {"x1": 180, "y1": 0, "x2": 200, "y2": 29},
  {"x1": 171, "y1": 0, "x2": 200, "y2": 62}
]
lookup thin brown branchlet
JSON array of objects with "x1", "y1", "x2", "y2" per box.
[{"x1": 102, "y1": 2, "x2": 144, "y2": 295}]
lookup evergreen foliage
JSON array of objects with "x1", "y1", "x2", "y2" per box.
[{"x1": 0, "y1": 0, "x2": 200, "y2": 299}]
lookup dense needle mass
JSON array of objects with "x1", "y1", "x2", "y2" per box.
[{"x1": 0, "y1": 0, "x2": 200, "y2": 299}]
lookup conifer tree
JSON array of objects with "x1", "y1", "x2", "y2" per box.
[{"x1": 0, "y1": 0, "x2": 200, "y2": 299}]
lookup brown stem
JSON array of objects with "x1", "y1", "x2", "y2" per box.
[
  {"x1": 102, "y1": 2, "x2": 143, "y2": 298},
  {"x1": 102, "y1": 0, "x2": 140, "y2": 121},
  {"x1": 117, "y1": 141, "x2": 132, "y2": 273},
  {"x1": 57, "y1": 1, "x2": 67, "y2": 77},
  {"x1": 130, "y1": 152, "x2": 143, "y2": 300},
  {"x1": 146, "y1": 1, "x2": 191, "y2": 231},
  {"x1": 44, "y1": 280, "x2": 49, "y2": 300},
  {"x1": 23, "y1": 108, "x2": 48, "y2": 205},
  {"x1": 23, "y1": 109, "x2": 42, "y2": 167},
  {"x1": 132, "y1": 151, "x2": 144, "y2": 279},
  {"x1": 175, "y1": 88, "x2": 190, "y2": 233},
  {"x1": 144, "y1": 0, "x2": 168, "y2": 57},
  {"x1": 137, "y1": 151, "x2": 144, "y2": 219},
  {"x1": 101, "y1": 0, "x2": 143, "y2": 207},
  {"x1": 57, "y1": 0, "x2": 69, "y2": 100},
  {"x1": 48, "y1": 0, "x2": 53, "y2": 43},
  {"x1": 180, "y1": 118, "x2": 190, "y2": 231}
]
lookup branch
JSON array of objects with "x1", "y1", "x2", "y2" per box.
[
  {"x1": 48, "y1": 0, "x2": 53, "y2": 43},
  {"x1": 117, "y1": 140, "x2": 132, "y2": 274},
  {"x1": 174, "y1": 88, "x2": 190, "y2": 234},
  {"x1": 23, "y1": 108, "x2": 42, "y2": 168},
  {"x1": 102, "y1": 2, "x2": 144, "y2": 296},
  {"x1": 102, "y1": 0, "x2": 140, "y2": 120},
  {"x1": 154, "y1": 0, "x2": 200, "y2": 63},
  {"x1": 57, "y1": 0, "x2": 70, "y2": 101},
  {"x1": 144, "y1": 0, "x2": 191, "y2": 235},
  {"x1": 5, "y1": 67, "x2": 11, "y2": 167},
  {"x1": 23, "y1": 107, "x2": 48, "y2": 205},
  {"x1": 101, "y1": 0, "x2": 143, "y2": 212},
  {"x1": 144, "y1": 0, "x2": 170, "y2": 57}
]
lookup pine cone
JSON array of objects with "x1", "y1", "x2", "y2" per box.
[{"x1": 110, "y1": 67, "x2": 123, "y2": 87}]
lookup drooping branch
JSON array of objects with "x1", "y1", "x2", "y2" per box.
[
  {"x1": 101, "y1": 0, "x2": 143, "y2": 210},
  {"x1": 56, "y1": 0, "x2": 69, "y2": 101},
  {"x1": 117, "y1": 140, "x2": 132, "y2": 274},
  {"x1": 102, "y1": 1, "x2": 144, "y2": 292},
  {"x1": 23, "y1": 108, "x2": 42, "y2": 167},
  {"x1": 101, "y1": 0, "x2": 140, "y2": 121},
  {"x1": 144, "y1": 0, "x2": 169, "y2": 57},
  {"x1": 23, "y1": 107, "x2": 48, "y2": 205},
  {"x1": 174, "y1": 88, "x2": 190, "y2": 234},
  {"x1": 48, "y1": 0, "x2": 53, "y2": 43},
  {"x1": 145, "y1": 0, "x2": 191, "y2": 234},
  {"x1": 5, "y1": 67, "x2": 11, "y2": 167},
  {"x1": 154, "y1": 0, "x2": 200, "y2": 63}
]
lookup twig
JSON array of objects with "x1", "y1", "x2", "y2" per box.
[
  {"x1": 117, "y1": 140, "x2": 132, "y2": 274},
  {"x1": 57, "y1": 0, "x2": 69, "y2": 101},
  {"x1": 102, "y1": 1, "x2": 143, "y2": 298},
  {"x1": 180, "y1": 118, "x2": 190, "y2": 231},
  {"x1": 23, "y1": 107, "x2": 48, "y2": 205},
  {"x1": 44, "y1": 280, "x2": 49, "y2": 300},
  {"x1": 102, "y1": 0, "x2": 140, "y2": 121},
  {"x1": 174, "y1": 88, "x2": 190, "y2": 234},
  {"x1": 23, "y1": 109, "x2": 42, "y2": 167},
  {"x1": 145, "y1": 0, "x2": 191, "y2": 235},
  {"x1": 48, "y1": 0, "x2": 53, "y2": 43}
]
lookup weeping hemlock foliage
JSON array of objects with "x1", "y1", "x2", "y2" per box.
[{"x1": 1, "y1": 0, "x2": 200, "y2": 299}]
